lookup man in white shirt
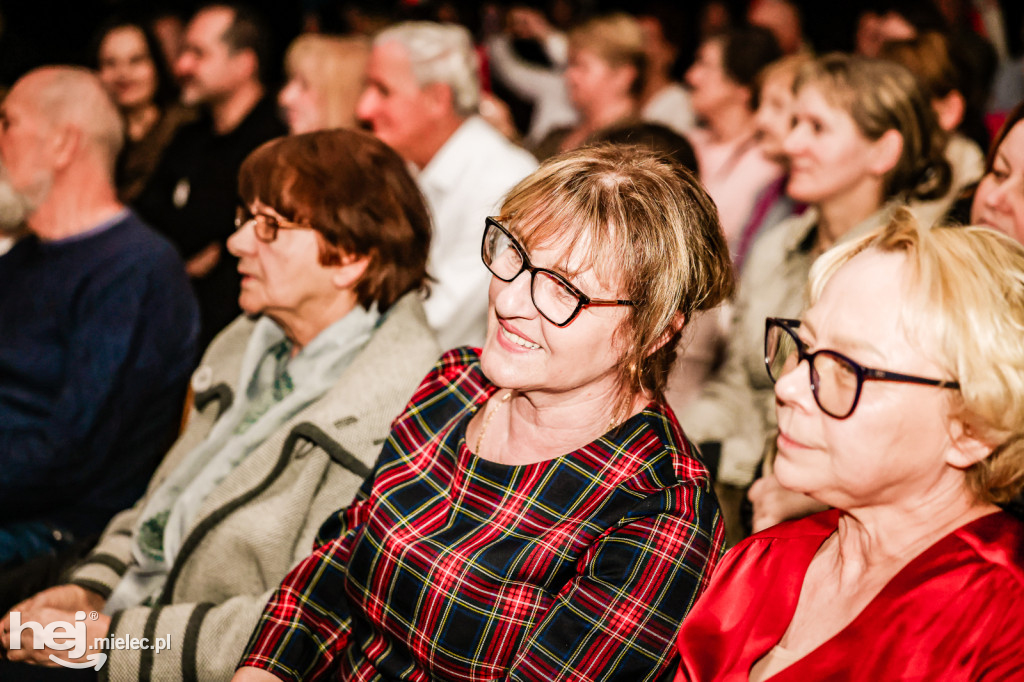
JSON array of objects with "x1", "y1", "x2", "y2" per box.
[{"x1": 356, "y1": 21, "x2": 538, "y2": 349}]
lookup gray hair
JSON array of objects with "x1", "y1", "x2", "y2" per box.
[{"x1": 374, "y1": 22, "x2": 481, "y2": 117}]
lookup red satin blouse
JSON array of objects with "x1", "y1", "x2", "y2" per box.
[{"x1": 676, "y1": 509, "x2": 1024, "y2": 681}]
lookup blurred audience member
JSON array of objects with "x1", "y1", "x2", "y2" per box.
[
  {"x1": 150, "y1": 7, "x2": 187, "y2": 69},
  {"x1": 854, "y1": 0, "x2": 945, "y2": 58},
  {"x1": 685, "y1": 26, "x2": 783, "y2": 257},
  {"x1": 637, "y1": 11, "x2": 695, "y2": 136},
  {"x1": 880, "y1": 31, "x2": 985, "y2": 225},
  {"x1": 485, "y1": 5, "x2": 577, "y2": 145},
  {"x1": 733, "y1": 53, "x2": 813, "y2": 270},
  {"x1": 748, "y1": 0, "x2": 807, "y2": 55},
  {"x1": 679, "y1": 213, "x2": 1024, "y2": 680},
  {"x1": 0, "y1": 130, "x2": 439, "y2": 677},
  {"x1": 0, "y1": 67, "x2": 198, "y2": 605},
  {"x1": 356, "y1": 21, "x2": 536, "y2": 349},
  {"x1": 94, "y1": 18, "x2": 196, "y2": 202},
  {"x1": 532, "y1": 13, "x2": 645, "y2": 160},
  {"x1": 972, "y1": 100, "x2": 1024, "y2": 244},
  {"x1": 681, "y1": 55, "x2": 950, "y2": 544},
  {"x1": 279, "y1": 34, "x2": 369, "y2": 134},
  {"x1": 135, "y1": 2, "x2": 287, "y2": 348}
]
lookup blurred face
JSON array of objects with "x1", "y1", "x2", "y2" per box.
[
  {"x1": 0, "y1": 77, "x2": 55, "y2": 218},
  {"x1": 355, "y1": 41, "x2": 435, "y2": 164},
  {"x1": 638, "y1": 16, "x2": 676, "y2": 77},
  {"x1": 226, "y1": 199, "x2": 340, "y2": 329},
  {"x1": 755, "y1": 71, "x2": 797, "y2": 162},
  {"x1": 97, "y1": 26, "x2": 158, "y2": 111},
  {"x1": 565, "y1": 46, "x2": 624, "y2": 113},
  {"x1": 783, "y1": 85, "x2": 883, "y2": 205},
  {"x1": 175, "y1": 7, "x2": 247, "y2": 107},
  {"x1": 971, "y1": 121, "x2": 1024, "y2": 245},
  {"x1": 773, "y1": 249, "x2": 960, "y2": 510},
  {"x1": 279, "y1": 62, "x2": 326, "y2": 134},
  {"x1": 748, "y1": 0, "x2": 802, "y2": 54},
  {"x1": 479, "y1": 225, "x2": 631, "y2": 402},
  {"x1": 685, "y1": 39, "x2": 748, "y2": 118}
]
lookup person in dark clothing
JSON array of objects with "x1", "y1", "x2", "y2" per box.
[
  {"x1": 0, "y1": 67, "x2": 198, "y2": 606},
  {"x1": 133, "y1": 2, "x2": 285, "y2": 347}
]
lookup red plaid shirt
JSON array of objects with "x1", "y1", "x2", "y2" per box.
[{"x1": 240, "y1": 348, "x2": 724, "y2": 681}]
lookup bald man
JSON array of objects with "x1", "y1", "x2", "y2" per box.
[{"x1": 0, "y1": 67, "x2": 199, "y2": 603}]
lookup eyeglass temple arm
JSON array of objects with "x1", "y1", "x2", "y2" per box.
[{"x1": 862, "y1": 368, "x2": 960, "y2": 389}]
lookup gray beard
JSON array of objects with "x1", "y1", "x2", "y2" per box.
[{"x1": 0, "y1": 176, "x2": 30, "y2": 235}]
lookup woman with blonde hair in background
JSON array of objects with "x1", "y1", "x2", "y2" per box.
[{"x1": 279, "y1": 34, "x2": 370, "y2": 134}]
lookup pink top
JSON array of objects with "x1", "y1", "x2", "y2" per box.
[{"x1": 688, "y1": 129, "x2": 783, "y2": 254}]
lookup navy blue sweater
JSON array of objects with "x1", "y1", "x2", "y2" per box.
[{"x1": 0, "y1": 210, "x2": 199, "y2": 538}]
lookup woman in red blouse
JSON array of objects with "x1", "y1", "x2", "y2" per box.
[
  {"x1": 232, "y1": 144, "x2": 735, "y2": 681},
  {"x1": 676, "y1": 211, "x2": 1024, "y2": 681}
]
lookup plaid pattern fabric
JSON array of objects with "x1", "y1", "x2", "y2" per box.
[{"x1": 240, "y1": 348, "x2": 724, "y2": 681}]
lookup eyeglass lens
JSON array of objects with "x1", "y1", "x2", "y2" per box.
[
  {"x1": 766, "y1": 323, "x2": 861, "y2": 418},
  {"x1": 482, "y1": 222, "x2": 581, "y2": 325}
]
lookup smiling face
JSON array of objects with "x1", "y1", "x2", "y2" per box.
[
  {"x1": 175, "y1": 7, "x2": 249, "y2": 107},
  {"x1": 772, "y1": 248, "x2": 963, "y2": 510},
  {"x1": 98, "y1": 26, "x2": 159, "y2": 111},
  {"x1": 226, "y1": 200, "x2": 342, "y2": 331},
  {"x1": 972, "y1": 121, "x2": 1024, "y2": 245},
  {"x1": 783, "y1": 85, "x2": 886, "y2": 206},
  {"x1": 479, "y1": 226, "x2": 632, "y2": 404}
]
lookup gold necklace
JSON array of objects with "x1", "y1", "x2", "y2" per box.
[{"x1": 475, "y1": 391, "x2": 513, "y2": 454}]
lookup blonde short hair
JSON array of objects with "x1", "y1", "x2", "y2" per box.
[
  {"x1": 285, "y1": 34, "x2": 370, "y2": 130},
  {"x1": 498, "y1": 144, "x2": 734, "y2": 409},
  {"x1": 569, "y1": 13, "x2": 646, "y2": 97},
  {"x1": 808, "y1": 209, "x2": 1024, "y2": 504}
]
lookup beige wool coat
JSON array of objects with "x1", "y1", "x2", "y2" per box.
[{"x1": 68, "y1": 293, "x2": 440, "y2": 681}]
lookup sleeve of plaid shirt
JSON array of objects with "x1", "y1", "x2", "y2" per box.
[
  {"x1": 506, "y1": 487, "x2": 722, "y2": 682},
  {"x1": 237, "y1": 488, "x2": 371, "y2": 681}
]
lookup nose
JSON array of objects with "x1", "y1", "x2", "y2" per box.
[
  {"x1": 491, "y1": 268, "x2": 538, "y2": 321},
  {"x1": 226, "y1": 219, "x2": 257, "y2": 258},
  {"x1": 354, "y1": 87, "x2": 379, "y2": 126},
  {"x1": 774, "y1": 355, "x2": 816, "y2": 414},
  {"x1": 684, "y1": 64, "x2": 700, "y2": 89},
  {"x1": 174, "y1": 52, "x2": 194, "y2": 80},
  {"x1": 782, "y1": 121, "x2": 808, "y2": 156},
  {"x1": 278, "y1": 80, "x2": 298, "y2": 108}
]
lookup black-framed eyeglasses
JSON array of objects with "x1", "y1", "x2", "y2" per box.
[
  {"x1": 764, "y1": 317, "x2": 960, "y2": 420},
  {"x1": 481, "y1": 217, "x2": 634, "y2": 327},
  {"x1": 234, "y1": 204, "x2": 311, "y2": 243}
]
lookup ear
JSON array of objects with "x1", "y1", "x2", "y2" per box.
[
  {"x1": 330, "y1": 252, "x2": 371, "y2": 291},
  {"x1": 647, "y1": 311, "x2": 687, "y2": 357},
  {"x1": 867, "y1": 128, "x2": 904, "y2": 177},
  {"x1": 422, "y1": 82, "x2": 455, "y2": 117},
  {"x1": 932, "y1": 91, "x2": 965, "y2": 133},
  {"x1": 232, "y1": 48, "x2": 259, "y2": 83},
  {"x1": 51, "y1": 123, "x2": 81, "y2": 171},
  {"x1": 945, "y1": 417, "x2": 995, "y2": 470},
  {"x1": 610, "y1": 63, "x2": 639, "y2": 98}
]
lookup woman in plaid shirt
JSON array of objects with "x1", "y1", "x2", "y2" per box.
[{"x1": 234, "y1": 144, "x2": 734, "y2": 681}]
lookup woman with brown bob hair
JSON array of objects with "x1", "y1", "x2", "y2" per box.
[
  {"x1": 0, "y1": 129, "x2": 441, "y2": 678},
  {"x1": 235, "y1": 144, "x2": 733, "y2": 681}
]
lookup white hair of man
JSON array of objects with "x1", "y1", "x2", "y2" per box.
[
  {"x1": 31, "y1": 66, "x2": 125, "y2": 179},
  {"x1": 375, "y1": 21, "x2": 481, "y2": 117}
]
